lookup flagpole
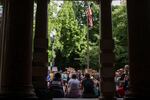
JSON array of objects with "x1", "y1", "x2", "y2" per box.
[
  {"x1": 86, "y1": 4, "x2": 90, "y2": 70},
  {"x1": 86, "y1": 3, "x2": 93, "y2": 70},
  {"x1": 87, "y1": 24, "x2": 90, "y2": 69}
]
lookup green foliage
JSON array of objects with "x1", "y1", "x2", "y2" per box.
[
  {"x1": 0, "y1": 0, "x2": 3, "y2": 5},
  {"x1": 54, "y1": 1, "x2": 101, "y2": 70},
  {"x1": 47, "y1": 1, "x2": 128, "y2": 71},
  {"x1": 112, "y1": 4, "x2": 128, "y2": 70},
  {"x1": 47, "y1": 1, "x2": 86, "y2": 69},
  {"x1": 83, "y1": 2, "x2": 100, "y2": 70},
  {"x1": 48, "y1": 1, "x2": 64, "y2": 63},
  {"x1": 57, "y1": 1, "x2": 86, "y2": 57}
]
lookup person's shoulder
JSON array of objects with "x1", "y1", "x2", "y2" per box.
[
  {"x1": 68, "y1": 79, "x2": 71, "y2": 82},
  {"x1": 76, "y1": 78, "x2": 80, "y2": 81},
  {"x1": 82, "y1": 79, "x2": 88, "y2": 84},
  {"x1": 51, "y1": 80, "x2": 61, "y2": 85}
]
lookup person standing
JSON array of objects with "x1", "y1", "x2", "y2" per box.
[
  {"x1": 49, "y1": 72, "x2": 64, "y2": 98},
  {"x1": 66, "y1": 74, "x2": 81, "y2": 98},
  {"x1": 81, "y1": 73, "x2": 96, "y2": 98}
]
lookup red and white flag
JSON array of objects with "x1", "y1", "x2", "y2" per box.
[{"x1": 86, "y1": 6, "x2": 93, "y2": 28}]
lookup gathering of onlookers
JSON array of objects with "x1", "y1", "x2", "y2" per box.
[
  {"x1": 47, "y1": 68, "x2": 100, "y2": 98},
  {"x1": 114, "y1": 65, "x2": 129, "y2": 98},
  {"x1": 47, "y1": 65, "x2": 129, "y2": 98}
]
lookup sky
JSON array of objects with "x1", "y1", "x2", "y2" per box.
[
  {"x1": 112, "y1": 0, "x2": 121, "y2": 6},
  {"x1": 0, "y1": 5, "x2": 2, "y2": 17},
  {"x1": 54, "y1": 0, "x2": 121, "y2": 6},
  {"x1": 0, "y1": 1, "x2": 121, "y2": 18}
]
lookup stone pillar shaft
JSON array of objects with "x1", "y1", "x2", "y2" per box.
[
  {"x1": 0, "y1": 1, "x2": 4, "y2": 84},
  {"x1": 100, "y1": 0, "x2": 115, "y2": 99},
  {"x1": 0, "y1": 1, "x2": 7, "y2": 91},
  {"x1": 32, "y1": 0, "x2": 49, "y2": 99},
  {"x1": 0, "y1": 0, "x2": 36, "y2": 99},
  {"x1": 125, "y1": 0, "x2": 150, "y2": 99},
  {"x1": 34, "y1": 0, "x2": 48, "y2": 38}
]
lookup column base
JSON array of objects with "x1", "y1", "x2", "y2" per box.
[
  {"x1": 124, "y1": 95, "x2": 150, "y2": 100},
  {"x1": 99, "y1": 96, "x2": 117, "y2": 100},
  {"x1": 34, "y1": 87, "x2": 51, "y2": 100},
  {"x1": 124, "y1": 91, "x2": 150, "y2": 100},
  {"x1": 0, "y1": 93, "x2": 38, "y2": 100},
  {"x1": 124, "y1": 96, "x2": 150, "y2": 100},
  {"x1": 32, "y1": 68, "x2": 49, "y2": 100},
  {"x1": 0, "y1": 86, "x2": 38, "y2": 100}
]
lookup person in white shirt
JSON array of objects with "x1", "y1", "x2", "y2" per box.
[{"x1": 67, "y1": 74, "x2": 81, "y2": 98}]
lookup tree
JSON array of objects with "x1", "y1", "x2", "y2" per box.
[
  {"x1": 47, "y1": 1, "x2": 128, "y2": 71},
  {"x1": 73, "y1": 1, "x2": 100, "y2": 70},
  {"x1": 54, "y1": 1, "x2": 87, "y2": 70},
  {"x1": 112, "y1": 4, "x2": 128, "y2": 70},
  {"x1": 48, "y1": 0, "x2": 63, "y2": 66}
]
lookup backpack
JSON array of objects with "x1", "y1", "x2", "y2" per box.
[
  {"x1": 82, "y1": 79, "x2": 97, "y2": 98},
  {"x1": 49, "y1": 80, "x2": 64, "y2": 98},
  {"x1": 83, "y1": 79, "x2": 94, "y2": 93}
]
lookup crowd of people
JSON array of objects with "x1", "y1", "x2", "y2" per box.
[
  {"x1": 47, "y1": 68, "x2": 100, "y2": 98},
  {"x1": 47, "y1": 65, "x2": 129, "y2": 98},
  {"x1": 114, "y1": 65, "x2": 129, "y2": 98}
]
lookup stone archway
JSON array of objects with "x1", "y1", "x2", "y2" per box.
[
  {"x1": 1, "y1": 0, "x2": 150, "y2": 100},
  {"x1": 25, "y1": 0, "x2": 116, "y2": 99},
  {"x1": 0, "y1": 0, "x2": 116, "y2": 99}
]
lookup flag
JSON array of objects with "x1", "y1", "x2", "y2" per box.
[{"x1": 86, "y1": 6, "x2": 93, "y2": 28}]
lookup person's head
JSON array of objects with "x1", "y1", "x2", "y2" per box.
[
  {"x1": 124, "y1": 65, "x2": 129, "y2": 69},
  {"x1": 124, "y1": 65, "x2": 129, "y2": 71},
  {"x1": 54, "y1": 72, "x2": 61, "y2": 80},
  {"x1": 72, "y1": 74, "x2": 77, "y2": 79},
  {"x1": 85, "y1": 73, "x2": 90, "y2": 79}
]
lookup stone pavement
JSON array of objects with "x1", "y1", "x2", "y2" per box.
[
  {"x1": 53, "y1": 98, "x2": 99, "y2": 100},
  {"x1": 53, "y1": 98, "x2": 123, "y2": 100}
]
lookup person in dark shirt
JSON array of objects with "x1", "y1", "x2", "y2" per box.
[
  {"x1": 81, "y1": 73, "x2": 96, "y2": 98},
  {"x1": 49, "y1": 72, "x2": 64, "y2": 98}
]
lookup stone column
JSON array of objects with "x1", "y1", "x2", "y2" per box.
[
  {"x1": 100, "y1": 0, "x2": 115, "y2": 99},
  {"x1": 0, "y1": 0, "x2": 37, "y2": 99},
  {"x1": 0, "y1": 2, "x2": 3, "y2": 77},
  {"x1": 0, "y1": 1, "x2": 5, "y2": 91},
  {"x1": 32, "y1": 0, "x2": 49, "y2": 99},
  {"x1": 125, "y1": 0, "x2": 150, "y2": 99}
]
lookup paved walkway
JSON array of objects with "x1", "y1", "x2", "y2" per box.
[
  {"x1": 53, "y1": 98, "x2": 98, "y2": 100},
  {"x1": 53, "y1": 98, "x2": 123, "y2": 100}
]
